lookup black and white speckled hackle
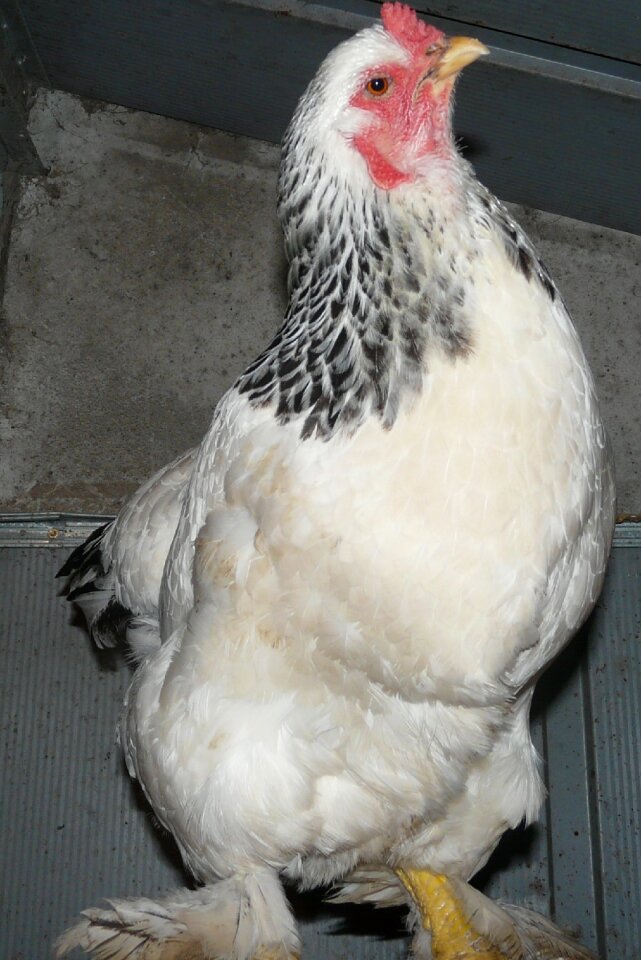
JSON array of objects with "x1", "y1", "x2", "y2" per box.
[{"x1": 237, "y1": 109, "x2": 557, "y2": 443}]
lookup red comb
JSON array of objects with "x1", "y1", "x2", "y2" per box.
[{"x1": 381, "y1": 3, "x2": 444, "y2": 55}]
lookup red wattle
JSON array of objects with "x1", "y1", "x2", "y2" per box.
[{"x1": 353, "y1": 134, "x2": 411, "y2": 191}]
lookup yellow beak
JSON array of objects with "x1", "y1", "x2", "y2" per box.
[{"x1": 433, "y1": 36, "x2": 489, "y2": 82}]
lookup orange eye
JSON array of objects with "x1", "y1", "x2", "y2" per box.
[{"x1": 366, "y1": 76, "x2": 390, "y2": 97}]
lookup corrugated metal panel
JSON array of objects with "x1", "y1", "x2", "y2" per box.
[
  {"x1": 540, "y1": 646, "x2": 603, "y2": 952},
  {"x1": 587, "y1": 547, "x2": 641, "y2": 952},
  {"x1": 16, "y1": 0, "x2": 641, "y2": 235},
  {"x1": 1, "y1": 524, "x2": 640, "y2": 959},
  {"x1": 0, "y1": 548, "x2": 183, "y2": 959}
]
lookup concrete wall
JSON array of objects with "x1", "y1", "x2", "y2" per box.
[{"x1": 1, "y1": 89, "x2": 639, "y2": 515}]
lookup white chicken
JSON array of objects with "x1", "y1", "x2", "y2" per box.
[{"x1": 58, "y1": 5, "x2": 615, "y2": 959}]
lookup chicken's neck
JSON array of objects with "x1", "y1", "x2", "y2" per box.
[{"x1": 236, "y1": 161, "x2": 480, "y2": 442}]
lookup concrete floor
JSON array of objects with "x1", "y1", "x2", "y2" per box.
[{"x1": 1, "y1": 88, "x2": 640, "y2": 515}]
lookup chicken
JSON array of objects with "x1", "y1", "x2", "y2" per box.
[{"x1": 57, "y1": 4, "x2": 615, "y2": 959}]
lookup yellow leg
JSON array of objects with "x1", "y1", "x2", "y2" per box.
[{"x1": 396, "y1": 869, "x2": 504, "y2": 960}]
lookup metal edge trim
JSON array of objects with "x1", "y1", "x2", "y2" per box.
[
  {"x1": 0, "y1": 514, "x2": 639, "y2": 548},
  {"x1": 0, "y1": 513, "x2": 115, "y2": 547}
]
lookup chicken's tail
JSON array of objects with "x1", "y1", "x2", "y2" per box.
[
  {"x1": 55, "y1": 871, "x2": 300, "y2": 960},
  {"x1": 56, "y1": 519, "x2": 132, "y2": 649},
  {"x1": 333, "y1": 867, "x2": 598, "y2": 959}
]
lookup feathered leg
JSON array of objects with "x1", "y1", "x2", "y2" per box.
[
  {"x1": 397, "y1": 870, "x2": 504, "y2": 960},
  {"x1": 55, "y1": 870, "x2": 300, "y2": 960},
  {"x1": 396, "y1": 869, "x2": 598, "y2": 960}
]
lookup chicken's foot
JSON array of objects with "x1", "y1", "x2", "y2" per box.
[{"x1": 396, "y1": 869, "x2": 504, "y2": 960}]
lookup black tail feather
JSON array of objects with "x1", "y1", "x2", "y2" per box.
[
  {"x1": 56, "y1": 521, "x2": 112, "y2": 579},
  {"x1": 67, "y1": 578, "x2": 101, "y2": 601},
  {"x1": 57, "y1": 520, "x2": 132, "y2": 648},
  {"x1": 91, "y1": 596, "x2": 134, "y2": 648}
]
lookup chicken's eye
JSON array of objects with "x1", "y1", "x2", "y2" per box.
[{"x1": 366, "y1": 77, "x2": 391, "y2": 97}]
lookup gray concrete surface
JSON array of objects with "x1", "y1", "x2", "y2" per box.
[{"x1": 1, "y1": 88, "x2": 639, "y2": 515}]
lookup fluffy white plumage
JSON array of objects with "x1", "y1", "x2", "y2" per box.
[{"x1": 58, "y1": 5, "x2": 615, "y2": 958}]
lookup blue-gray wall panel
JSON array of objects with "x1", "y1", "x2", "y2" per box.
[
  {"x1": 16, "y1": 0, "x2": 641, "y2": 235},
  {"x1": 540, "y1": 640, "x2": 601, "y2": 952},
  {"x1": 587, "y1": 549, "x2": 641, "y2": 957},
  {"x1": 409, "y1": 0, "x2": 641, "y2": 65},
  {"x1": 1, "y1": 527, "x2": 640, "y2": 958}
]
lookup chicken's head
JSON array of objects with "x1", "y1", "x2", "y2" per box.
[
  {"x1": 284, "y1": 3, "x2": 487, "y2": 194},
  {"x1": 351, "y1": 4, "x2": 488, "y2": 188}
]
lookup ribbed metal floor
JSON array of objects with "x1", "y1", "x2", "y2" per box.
[{"x1": 1, "y1": 519, "x2": 639, "y2": 960}]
